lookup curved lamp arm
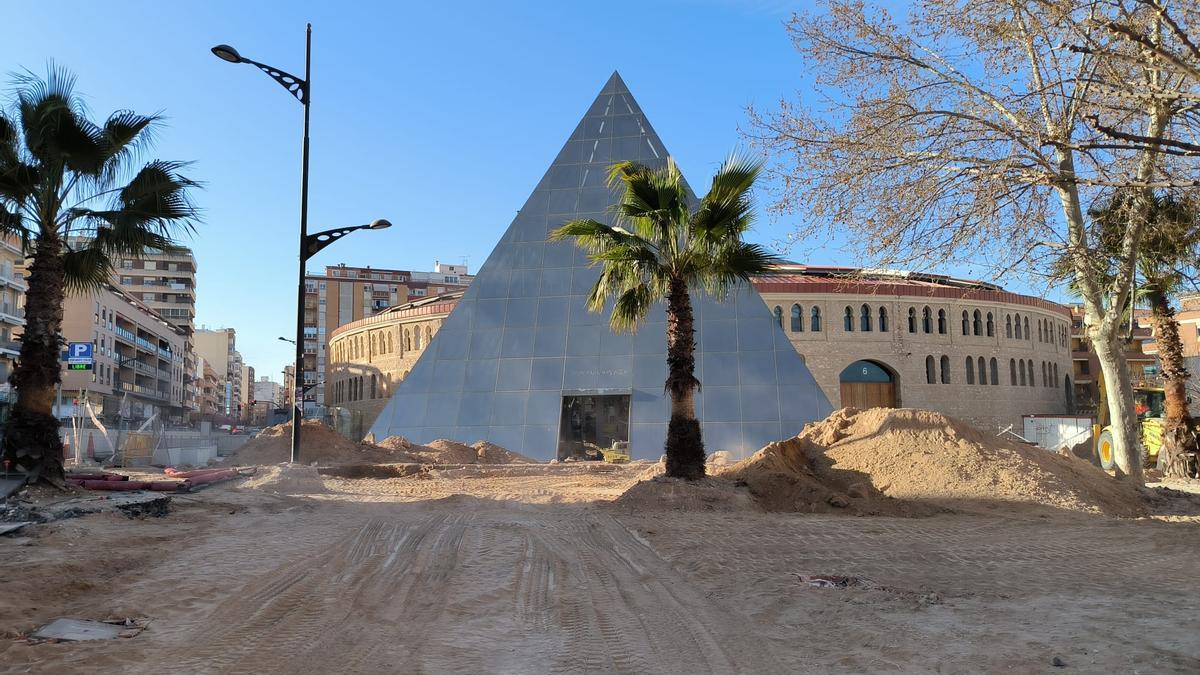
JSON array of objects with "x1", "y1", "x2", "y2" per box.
[
  {"x1": 243, "y1": 57, "x2": 308, "y2": 104},
  {"x1": 304, "y1": 219, "x2": 391, "y2": 260}
]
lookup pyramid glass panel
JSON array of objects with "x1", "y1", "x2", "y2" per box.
[{"x1": 369, "y1": 72, "x2": 832, "y2": 460}]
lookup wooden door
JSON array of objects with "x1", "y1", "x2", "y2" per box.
[{"x1": 839, "y1": 382, "x2": 896, "y2": 409}]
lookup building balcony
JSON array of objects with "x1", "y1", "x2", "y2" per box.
[
  {"x1": 114, "y1": 326, "x2": 136, "y2": 343},
  {"x1": 0, "y1": 274, "x2": 27, "y2": 292},
  {"x1": 118, "y1": 381, "x2": 169, "y2": 402},
  {"x1": 0, "y1": 304, "x2": 24, "y2": 325},
  {"x1": 0, "y1": 338, "x2": 19, "y2": 356},
  {"x1": 132, "y1": 360, "x2": 158, "y2": 377}
]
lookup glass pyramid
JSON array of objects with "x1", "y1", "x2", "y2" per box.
[{"x1": 369, "y1": 72, "x2": 832, "y2": 460}]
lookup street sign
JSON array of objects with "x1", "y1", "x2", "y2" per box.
[{"x1": 65, "y1": 342, "x2": 94, "y2": 371}]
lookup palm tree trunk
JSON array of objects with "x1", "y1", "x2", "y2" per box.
[
  {"x1": 663, "y1": 277, "x2": 704, "y2": 479},
  {"x1": 3, "y1": 235, "x2": 66, "y2": 483},
  {"x1": 1145, "y1": 287, "x2": 1198, "y2": 478}
]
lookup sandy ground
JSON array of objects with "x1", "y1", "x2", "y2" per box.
[{"x1": 2, "y1": 465, "x2": 1199, "y2": 674}]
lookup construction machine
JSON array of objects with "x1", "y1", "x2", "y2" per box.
[{"x1": 1094, "y1": 379, "x2": 1199, "y2": 475}]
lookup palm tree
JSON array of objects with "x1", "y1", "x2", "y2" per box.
[
  {"x1": 1087, "y1": 191, "x2": 1200, "y2": 478},
  {"x1": 550, "y1": 156, "x2": 780, "y2": 480},
  {"x1": 0, "y1": 66, "x2": 198, "y2": 483}
]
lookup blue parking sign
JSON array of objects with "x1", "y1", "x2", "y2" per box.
[{"x1": 67, "y1": 342, "x2": 93, "y2": 363}]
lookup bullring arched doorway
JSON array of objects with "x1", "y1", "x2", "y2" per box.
[{"x1": 839, "y1": 360, "x2": 898, "y2": 409}]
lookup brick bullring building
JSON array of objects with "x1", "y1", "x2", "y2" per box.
[
  {"x1": 327, "y1": 265, "x2": 1073, "y2": 441},
  {"x1": 755, "y1": 265, "x2": 1073, "y2": 433}
]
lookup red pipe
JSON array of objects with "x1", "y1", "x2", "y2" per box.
[
  {"x1": 66, "y1": 472, "x2": 128, "y2": 481},
  {"x1": 164, "y1": 467, "x2": 239, "y2": 478},
  {"x1": 68, "y1": 479, "x2": 185, "y2": 491},
  {"x1": 183, "y1": 469, "x2": 240, "y2": 486}
]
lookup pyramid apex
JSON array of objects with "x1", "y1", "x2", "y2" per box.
[{"x1": 601, "y1": 70, "x2": 630, "y2": 94}]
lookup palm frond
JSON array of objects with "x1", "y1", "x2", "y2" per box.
[
  {"x1": 97, "y1": 110, "x2": 160, "y2": 182},
  {"x1": 61, "y1": 244, "x2": 112, "y2": 294},
  {"x1": 696, "y1": 242, "x2": 784, "y2": 300},
  {"x1": 15, "y1": 66, "x2": 107, "y2": 176},
  {"x1": 608, "y1": 283, "x2": 654, "y2": 333},
  {"x1": 0, "y1": 112, "x2": 19, "y2": 167}
]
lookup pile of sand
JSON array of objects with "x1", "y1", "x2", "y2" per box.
[
  {"x1": 377, "y1": 436, "x2": 538, "y2": 465},
  {"x1": 721, "y1": 408, "x2": 1145, "y2": 517},
  {"x1": 608, "y1": 476, "x2": 757, "y2": 512},
  {"x1": 231, "y1": 420, "x2": 421, "y2": 465}
]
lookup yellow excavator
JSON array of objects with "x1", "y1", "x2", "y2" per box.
[{"x1": 1094, "y1": 378, "x2": 1198, "y2": 475}]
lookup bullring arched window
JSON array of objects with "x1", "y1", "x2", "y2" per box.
[
  {"x1": 1010, "y1": 359, "x2": 1017, "y2": 385},
  {"x1": 922, "y1": 306, "x2": 932, "y2": 334},
  {"x1": 773, "y1": 305, "x2": 783, "y2": 328},
  {"x1": 1019, "y1": 360, "x2": 1027, "y2": 386},
  {"x1": 973, "y1": 310, "x2": 982, "y2": 336},
  {"x1": 1006, "y1": 315, "x2": 1013, "y2": 338},
  {"x1": 791, "y1": 304, "x2": 803, "y2": 332},
  {"x1": 860, "y1": 304, "x2": 872, "y2": 331},
  {"x1": 415, "y1": 327, "x2": 423, "y2": 349},
  {"x1": 908, "y1": 307, "x2": 917, "y2": 333},
  {"x1": 878, "y1": 307, "x2": 889, "y2": 332},
  {"x1": 811, "y1": 307, "x2": 822, "y2": 331},
  {"x1": 961, "y1": 310, "x2": 970, "y2": 335},
  {"x1": 926, "y1": 355, "x2": 936, "y2": 384},
  {"x1": 1038, "y1": 320, "x2": 1044, "y2": 342},
  {"x1": 940, "y1": 355, "x2": 950, "y2": 384},
  {"x1": 986, "y1": 312, "x2": 994, "y2": 337},
  {"x1": 1023, "y1": 317, "x2": 1030, "y2": 340},
  {"x1": 937, "y1": 309, "x2": 947, "y2": 334},
  {"x1": 1027, "y1": 359, "x2": 1035, "y2": 386},
  {"x1": 370, "y1": 374, "x2": 376, "y2": 399},
  {"x1": 990, "y1": 358, "x2": 998, "y2": 385},
  {"x1": 1054, "y1": 362, "x2": 1059, "y2": 384},
  {"x1": 977, "y1": 356, "x2": 986, "y2": 385},
  {"x1": 844, "y1": 306, "x2": 854, "y2": 332},
  {"x1": 404, "y1": 329, "x2": 411, "y2": 351},
  {"x1": 965, "y1": 357, "x2": 975, "y2": 384},
  {"x1": 1013, "y1": 313, "x2": 1022, "y2": 339}
]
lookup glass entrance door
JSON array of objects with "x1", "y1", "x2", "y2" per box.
[{"x1": 557, "y1": 394, "x2": 631, "y2": 461}]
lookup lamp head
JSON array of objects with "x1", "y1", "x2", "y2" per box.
[
  {"x1": 368, "y1": 219, "x2": 393, "y2": 230},
  {"x1": 211, "y1": 44, "x2": 243, "y2": 63}
]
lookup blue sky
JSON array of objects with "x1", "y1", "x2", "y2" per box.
[{"x1": 4, "y1": 0, "x2": 931, "y2": 380}]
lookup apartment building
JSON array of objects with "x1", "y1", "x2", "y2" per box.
[
  {"x1": 59, "y1": 283, "x2": 187, "y2": 423},
  {"x1": 301, "y1": 262, "x2": 473, "y2": 415},
  {"x1": 1069, "y1": 305, "x2": 1159, "y2": 415},
  {"x1": 195, "y1": 328, "x2": 243, "y2": 418},
  {"x1": 0, "y1": 236, "x2": 26, "y2": 389},
  {"x1": 113, "y1": 248, "x2": 198, "y2": 416}
]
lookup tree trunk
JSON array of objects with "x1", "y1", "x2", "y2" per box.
[
  {"x1": 3, "y1": 236, "x2": 67, "y2": 483},
  {"x1": 1056, "y1": 146, "x2": 1145, "y2": 484},
  {"x1": 1145, "y1": 288, "x2": 1198, "y2": 478},
  {"x1": 663, "y1": 276, "x2": 704, "y2": 480},
  {"x1": 1092, "y1": 332, "x2": 1144, "y2": 480}
]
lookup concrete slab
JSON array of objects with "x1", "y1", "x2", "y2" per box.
[
  {"x1": 32, "y1": 618, "x2": 126, "y2": 641},
  {"x1": 0, "y1": 477, "x2": 25, "y2": 499},
  {"x1": 0, "y1": 521, "x2": 31, "y2": 536}
]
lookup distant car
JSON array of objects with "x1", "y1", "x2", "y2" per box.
[{"x1": 218, "y1": 424, "x2": 232, "y2": 431}]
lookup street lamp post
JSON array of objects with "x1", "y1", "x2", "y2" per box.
[{"x1": 212, "y1": 26, "x2": 391, "y2": 463}]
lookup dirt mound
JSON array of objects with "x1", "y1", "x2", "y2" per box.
[
  {"x1": 238, "y1": 464, "x2": 327, "y2": 494},
  {"x1": 608, "y1": 476, "x2": 758, "y2": 512},
  {"x1": 231, "y1": 420, "x2": 420, "y2": 465},
  {"x1": 375, "y1": 437, "x2": 540, "y2": 465},
  {"x1": 724, "y1": 408, "x2": 1144, "y2": 517},
  {"x1": 472, "y1": 441, "x2": 537, "y2": 464},
  {"x1": 720, "y1": 434, "x2": 938, "y2": 517}
]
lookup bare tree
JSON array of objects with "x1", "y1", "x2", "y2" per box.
[{"x1": 748, "y1": 0, "x2": 1197, "y2": 483}]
